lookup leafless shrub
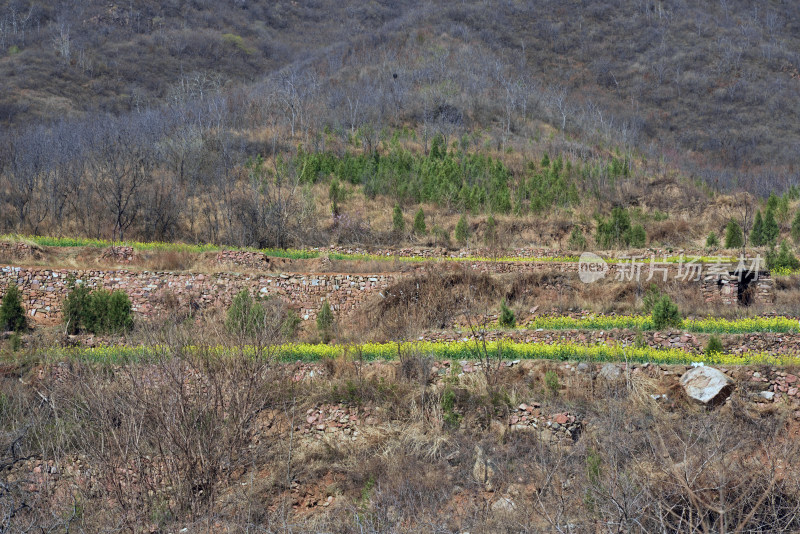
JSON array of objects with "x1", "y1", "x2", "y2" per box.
[
  {"x1": 360, "y1": 268, "x2": 503, "y2": 340},
  {"x1": 640, "y1": 411, "x2": 800, "y2": 533},
  {"x1": 397, "y1": 346, "x2": 434, "y2": 387},
  {"x1": 647, "y1": 219, "x2": 693, "y2": 246},
  {"x1": 5, "y1": 331, "x2": 800, "y2": 532},
  {"x1": 14, "y1": 322, "x2": 294, "y2": 532}
]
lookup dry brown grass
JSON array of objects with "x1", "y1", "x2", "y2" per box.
[
  {"x1": 4, "y1": 343, "x2": 800, "y2": 533},
  {"x1": 647, "y1": 218, "x2": 693, "y2": 246},
  {"x1": 133, "y1": 250, "x2": 197, "y2": 271},
  {"x1": 353, "y1": 267, "x2": 503, "y2": 340},
  {"x1": 774, "y1": 275, "x2": 800, "y2": 316}
]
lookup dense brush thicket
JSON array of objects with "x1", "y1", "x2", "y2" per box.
[{"x1": 4, "y1": 348, "x2": 800, "y2": 533}]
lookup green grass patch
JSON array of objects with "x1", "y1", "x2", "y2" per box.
[
  {"x1": 0, "y1": 234, "x2": 777, "y2": 266},
  {"x1": 1, "y1": 234, "x2": 319, "y2": 260}
]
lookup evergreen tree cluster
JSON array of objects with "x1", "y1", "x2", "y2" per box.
[
  {"x1": 766, "y1": 240, "x2": 800, "y2": 272},
  {"x1": 595, "y1": 207, "x2": 646, "y2": 249},
  {"x1": 295, "y1": 141, "x2": 627, "y2": 217},
  {"x1": 297, "y1": 142, "x2": 515, "y2": 214},
  {"x1": 751, "y1": 208, "x2": 779, "y2": 247},
  {"x1": 63, "y1": 280, "x2": 133, "y2": 335}
]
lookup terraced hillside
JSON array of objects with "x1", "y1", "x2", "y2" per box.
[
  {"x1": 4, "y1": 1, "x2": 800, "y2": 531},
  {"x1": 2, "y1": 235, "x2": 800, "y2": 532}
]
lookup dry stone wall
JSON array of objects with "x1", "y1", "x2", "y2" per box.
[
  {"x1": 0, "y1": 255, "x2": 775, "y2": 323},
  {"x1": 217, "y1": 249, "x2": 775, "y2": 305},
  {"x1": 0, "y1": 266, "x2": 396, "y2": 322}
]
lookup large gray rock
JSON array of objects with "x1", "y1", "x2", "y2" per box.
[
  {"x1": 472, "y1": 446, "x2": 497, "y2": 491},
  {"x1": 680, "y1": 366, "x2": 734, "y2": 405},
  {"x1": 491, "y1": 496, "x2": 516, "y2": 514},
  {"x1": 598, "y1": 363, "x2": 622, "y2": 381}
]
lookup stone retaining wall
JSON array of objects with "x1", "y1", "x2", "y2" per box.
[
  {"x1": 0, "y1": 257, "x2": 776, "y2": 323},
  {"x1": 0, "y1": 266, "x2": 396, "y2": 322},
  {"x1": 217, "y1": 250, "x2": 775, "y2": 305}
]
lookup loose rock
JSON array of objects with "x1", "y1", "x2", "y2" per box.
[{"x1": 680, "y1": 366, "x2": 734, "y2": 405}]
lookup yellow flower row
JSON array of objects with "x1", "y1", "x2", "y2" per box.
[
  {"x1": 523, "y1": 315, "x2": 800, "y2": 334},
  {"x1": 48, "y1": 340, "x2": 799, "y2": 367}
]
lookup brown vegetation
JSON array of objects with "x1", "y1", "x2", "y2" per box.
[
  {"x1": 3, "y1": 1, "x2": 800, "y2": 531},
  {"x1": 3, "y1": 342, "x2": 800, "y2": 532},
  {"x1": 3, "y1": 2, "x2": 800, "y2": 252}
]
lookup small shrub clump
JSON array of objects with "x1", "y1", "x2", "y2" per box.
[
  {"x1": 0, "y1": 283, "x2": 27, "y2": 332},
  {"x1": 63, "y1": 280, "x2": 91, "y2": 335},
  {"x1": 392, "y1": 204, "x2": 405, "y2": 233},
  {"x1": 641, "y1": 284, "x2": 662, "y2": 313},
  {"x1": 751, "y1": 210, "x2": 764, "y2": 246},
  {"x1": 226, "y1": 289, "x2": 268, "y2": 336},
  {"x1": 484, "y1": 215, "x2": 497, "y2": 246},
  {"x1": 440, "y1": 386, "x2": 461, "y2": 428},
  {"x1": 498, "y1": 300, "x2": 516, "y2": 328},
  {"x1": 226, "y1": 290, "x2": 300, "y2": 340},
  {"x1": 705, "y1": 336, "x2": 724, "y2": 356},
  {"x1": 317, "y1": 300, "x2": 335, "y2": 343},
  {"x1": 725, "y1": 219, "x2": 744, "y2": 248},
  {"x1": 764, "y1": 209, "x2": 780, "y2": 246},
  {"x1": 627, "y1": 224, "x2": 646, "y2": 247},
  {"x1": 282, "y1": 309, "x2": 301, "y2": 339},
  {"x1": 329, "y1": 179, "x2": 344, "y2": 216},
  {"x1": 791, "y1": 211, "x2": 800, "y2": 244},
  {"x1": 413, "y1": 208, "x2": 426, "y2": 235},
  {"x1": 766, "y1": 240, "x2": 800, "y2": 273},
  {"x1": 651, "y1": 294, "x2": 682, "y2": 329},
  {"x1": 545, "y1": 369, "x2": 560, "y2": 396},
  {"x1": 455, "y1": 214, "x2": 469, "y2": 245},
  {"x1": 568, "y1": 226, "x2": 588, "y2": 251}
]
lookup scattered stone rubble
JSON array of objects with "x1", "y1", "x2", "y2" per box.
[
  {"x1": 298, "y1": 404, "x2": 375, "y2": 440},
  {"x1": 10, "y1": 359, "x2": 800, "y2": 509},
  {"x1": 0, "y1": 241, "x2": 42, "y2": 261},
  {"x1": 508, "y1": 403, "x2": 581, "y2": 442},
  {"x1": 100, "y1": 246, "x2": 135, "y2": 263}
]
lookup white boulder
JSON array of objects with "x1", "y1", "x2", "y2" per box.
[{"x1": 680, "y1": 366, "x2": 734, "y2": 405}]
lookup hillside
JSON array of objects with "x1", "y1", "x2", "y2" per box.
[
  {"x1": 4, "y1": 2, "x2": 800, "y2": 532},
  {"x1": 2, "y1": 1, "x2": 800, "y2": 195},
  {"x1": 0, "y1": 1, "x2": 412, "y2": 122}
]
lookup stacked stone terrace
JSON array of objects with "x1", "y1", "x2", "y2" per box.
[{"x1": 0, "y1": 246, "x2": 776, "y2": 322}]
